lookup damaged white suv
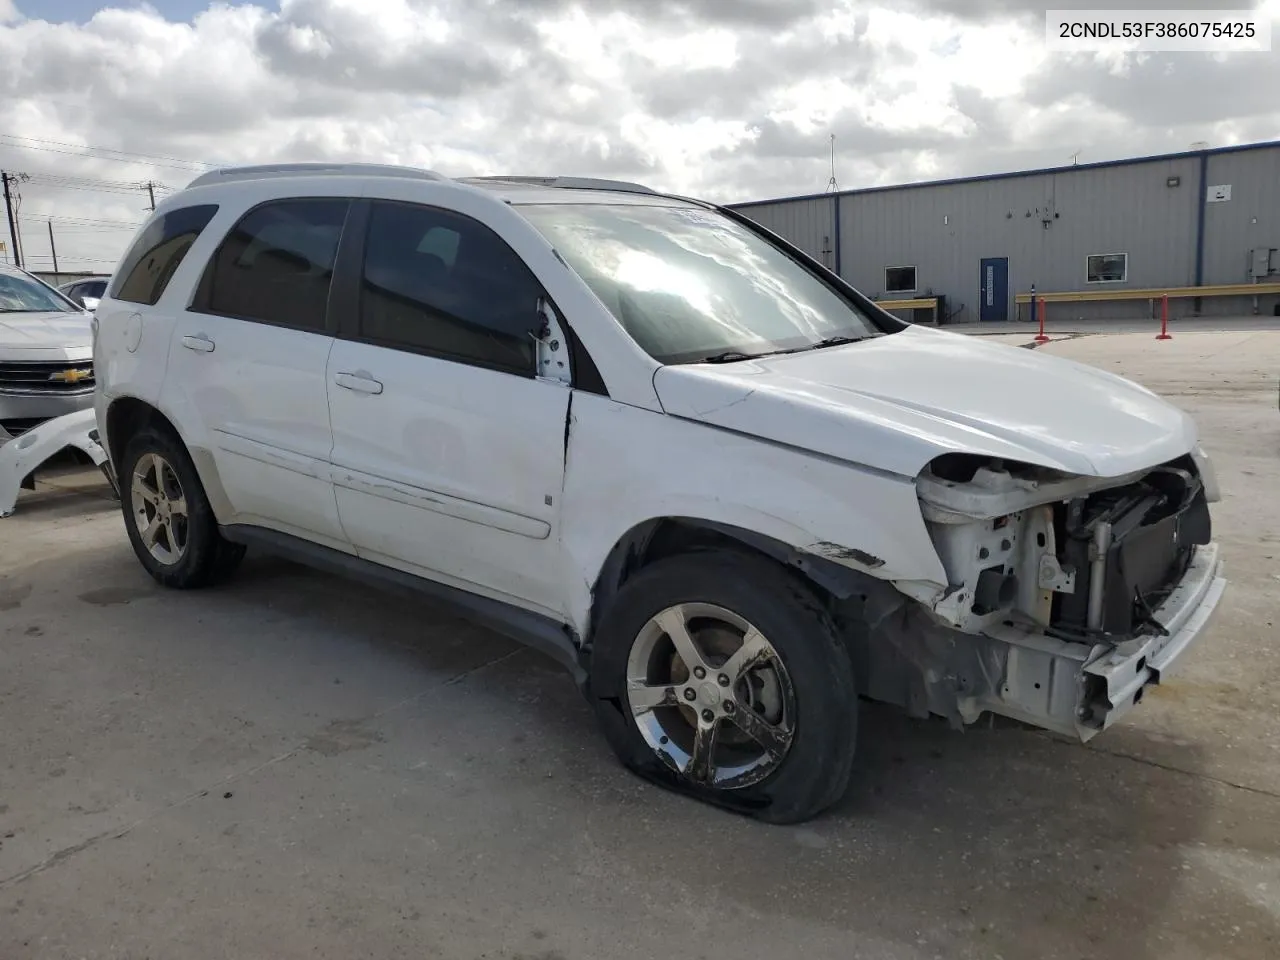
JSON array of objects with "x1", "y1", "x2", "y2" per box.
[{"x1": 93, "y1": 163, "x2": 1226, "y2": 823}]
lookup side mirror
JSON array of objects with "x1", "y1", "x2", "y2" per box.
[{"x1": 83, "y1": 296, "x2": 101, "y2": 312}]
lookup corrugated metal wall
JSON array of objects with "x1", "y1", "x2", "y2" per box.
[
  {"x1": 732, "y1": 144, "x2": 1280, "y2": 322},
  {"x1": 735, "y1": 197, "x2": 837, "y2": 273},
  {"x1": 1202, "y1": 149, "x2": 1280, "y2": 287}
]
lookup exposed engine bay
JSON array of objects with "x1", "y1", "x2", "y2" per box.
[
  {"x1": 830, "y1": 451, "x2": 1223, "y2": 741},
  {"x1": 917, "y1": 452, "x2": 1213, "y2": 644}
]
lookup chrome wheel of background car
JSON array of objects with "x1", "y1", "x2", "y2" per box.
[
  {"x1": 625, "y1": 602, "x2": 796, "y2": 789},
  {"x1": 130, "y1": 452, "x2": 189, "y2": 566}
]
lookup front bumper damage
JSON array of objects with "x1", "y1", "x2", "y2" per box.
[
  {"x1": 848, "y1": 451, "x2": 1227, "y2": 741},
  {"x1": 1077, "y1": 542, "x2": 1225, "y2": 733},
  {"x1": 960, "y1": 542, "x2": 1224, "y2": 739},
  {"x1": 0, "y1": 408, "x2": 119, "y2": 517},
  {"x1": 851, "y1": 541, "x2": 1225, "y2": 741}
]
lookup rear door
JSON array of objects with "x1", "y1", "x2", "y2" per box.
[
  {"x1": 162, "y1": 196, "x2": 352, "y2": 548},
  {"x1": 325, "y1": 197, "x2": 571, "y2": 617}
]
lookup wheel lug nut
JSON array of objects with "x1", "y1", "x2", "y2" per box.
[
  {"x1": 683, "y1": 688, "x2": 697, "y2": 702},
  {"x1": 718, "y1": 674, "x2": 730, "y2": 687},
  {"x1": 693, "y1": 666, "x2": 706, "y2": 680},
  {"x1": 701, "y1": 709, "x2": 715, "y2": 723},
  {"x1": 724, "y1": 700, "x2": 735, "y2": 714}
]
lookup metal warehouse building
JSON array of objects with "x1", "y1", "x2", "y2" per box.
[{"x1": 728, "y1": 139, "x2": 1280, "y2": 325}]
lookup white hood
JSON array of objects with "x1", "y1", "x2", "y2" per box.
[
  {"x1": 652, "y1": 326, "x2": 1198, "y2": 479},
  {"x1": 0, "y1": 310, "x2": 93, "y2": 353}
]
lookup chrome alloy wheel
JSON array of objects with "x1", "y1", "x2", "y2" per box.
[
  {"x1": 625, "y1": 602, "x2": 797, "y2": 790},
  {"x1": 130, "y1": 452, "x2": 189, "y2": 566}
]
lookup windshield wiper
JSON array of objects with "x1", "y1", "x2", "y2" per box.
[
  {"x1": 696, "y1": 335, "x2": 874, "y2": 364},
  {"x1": 696, "y1": 350, "x2": 769, "y2": 364},
  {"x1": 778, "y1": 335, "x2": 872, "y2": 355}
]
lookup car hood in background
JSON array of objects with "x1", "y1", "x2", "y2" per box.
[
  {"x1": 652, "y1": 326, "x2": 1199, "y2": 479},
  {"x1": 0, "y1": 311, "x2": 93, "y2": 352}
]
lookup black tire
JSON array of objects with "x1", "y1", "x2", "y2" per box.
[
  {"x1": 588, "y1": 551, "x2": 858, "y2": 824},
  {"x1": 118, "y1": 425, "x2": 245, "y2": 588}
]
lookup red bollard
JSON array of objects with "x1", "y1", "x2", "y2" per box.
[
  {"x1": 1035, "y1": 296, "x2": 1050, "y2": 342},
  {"x1": 1156, "y1": 294, "x2": 1172, "y2": 340}
]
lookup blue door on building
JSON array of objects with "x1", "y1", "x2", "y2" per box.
[{"x1": 979, "y1": 257, "x2": 1009, "y2": 322}]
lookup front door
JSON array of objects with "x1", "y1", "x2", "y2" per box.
[
  {"x1": 979, "y1": 257, "x2": 1009, "y2": 322},
  {"x1": 326, "y1": 198, "x2": 571, "y2": 618},
  {"x1": 164, "y1": 196, "x2": 351, "y2": 548}
]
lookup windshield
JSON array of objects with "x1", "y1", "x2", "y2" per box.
[
  {"x1": 518, "y1": 202, "x2": 887, "y2": 364},
  {"x1": 0, "y1": 272, "x2": 78, "y2": 313}
]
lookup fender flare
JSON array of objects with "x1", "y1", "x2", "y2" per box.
[{"x1": 582, "y1": 516, "x2": 895, "y2": 653}]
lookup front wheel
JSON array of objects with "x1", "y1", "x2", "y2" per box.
[{"x1": 589, "y1": 552, "x2": 858, "y2": 824}]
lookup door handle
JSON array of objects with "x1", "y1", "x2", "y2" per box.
[
  {"x1": 180, "y1": 334, "x2": 215, "y2": 353},
  {"x1": 334, "y1": 371, "x2": 383, "y2": 395}
]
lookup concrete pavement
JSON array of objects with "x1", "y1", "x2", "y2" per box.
[{"x1": 1, "y1": 330, "x2": 1278, "y2": 960}]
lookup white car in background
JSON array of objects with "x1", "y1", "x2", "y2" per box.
[
  {"x1": 0, "y1": 264, "x2": 95, "y2": 443},
  {"x1": 58, "y1": 276, "x2": 110, "y2": 312},
  {"x1": 92, "y1": 163, "x2": 1226, "y2": 823}
]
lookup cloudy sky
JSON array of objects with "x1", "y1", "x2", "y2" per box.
[{"x1": 0, "y1": 0, "x2": 1277, "y2": 273}]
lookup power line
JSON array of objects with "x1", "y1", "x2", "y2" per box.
[
  {"x1": 0, "y1": 134, "x2": 211, "y2": 268},
  {"x1": 20, "y1": 224, "x2": 137, "y2": 233},
  {"x1": 18, "y1": 181, "x2": 150, "y2": 196},
  {"x1": 19, "y1": 212, "x2": 143, "y2": 227},
  {"x1": 25, "y1": 171, "x2": 157, "y2": 189},
  {"x1": 0, "y1": 134, "x2": 214, "y2": 172},
  {"x1": 19, "y1": 171, "x2": 181, "y2": 195}
]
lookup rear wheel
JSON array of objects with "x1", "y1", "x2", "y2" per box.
[
  {"x1": 589, "y1": 552, "x2": 858, "y2": 824},
  {"x1": 119, "y1": 427, "x2": 245, "y2": 588}
]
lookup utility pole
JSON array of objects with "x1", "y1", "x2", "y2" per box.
[
  {"x1": 47, "y1": 219, "x2": 58, "y2": 275},
  {"x1": 147, "y1": 181, "x2": 156, "y2": 211},
  {"x1": 2, "y1": 172, "x2": 19, "y2": 269}
]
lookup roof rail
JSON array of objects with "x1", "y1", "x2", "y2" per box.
[
  {"x1": 463, "y1": 175, "x2": 659, "y2": 196},
  {"x1": 186, "y1": 162, "x2": 450, "y2": 190}
]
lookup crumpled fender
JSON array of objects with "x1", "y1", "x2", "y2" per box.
[{"x1": 0, "y1": 408, "x2": 118, "y2": 517}]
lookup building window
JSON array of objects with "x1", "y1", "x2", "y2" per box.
[
  {"x1": 885, "y1": 266, "x2": 917, "y2": 293},
  {"x1": 1087, "y1": 253, "x2": 1128, "y2": 284}
]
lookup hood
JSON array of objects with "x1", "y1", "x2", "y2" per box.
[
  {"x1": 0, "y1": 311, "x2": 93, "y2": 351},
  {"x1": 652, "y1": 326, "x2": 1198, "y2": 479}
]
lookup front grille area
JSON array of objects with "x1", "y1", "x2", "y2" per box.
[
  {"x1": 1051, "y1": 459, "x2": 1211, "y2": 639},
  {"x1": 0, "y1": 359, "x2": 95, "y2": 394}
]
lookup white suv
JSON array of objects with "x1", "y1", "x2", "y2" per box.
[{"x1": 94, "y1": 163, "x2": 1226, "y2": 823}]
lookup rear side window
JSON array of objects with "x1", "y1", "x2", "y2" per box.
[
  {"x1": 109, "y1": 204, "x2": 219, "y2": 306},
  {"x1": 358, "y1": 200, "x2": 541, "y2": 374},
  {"x1": 195, "y1": 198, "x2": 350, "y2": 332}
]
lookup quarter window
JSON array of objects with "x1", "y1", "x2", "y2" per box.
[
  {"x1": 1087, "y1": 253, "x2": 1128, "y2": 283},
  {"x1": 358, "y1": 200, "x2": 541, "y2": 374},
  {"x1": 198, "y1": 198, "x2": 350, "y2": 331},
  {"x1": 110, "y1": 204, "x2": 219, "y2": 306}
]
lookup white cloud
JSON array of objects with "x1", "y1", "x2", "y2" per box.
[{"x1": 0, "y1": 0, "x2": 1276, "y2": 272}]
